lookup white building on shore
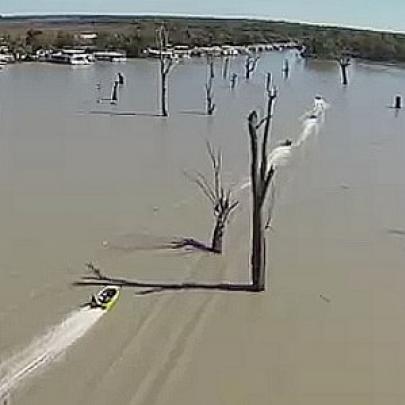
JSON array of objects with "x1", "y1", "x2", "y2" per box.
[
  {"x1": 43, "y1": 49, "x2": 94, "y2": 65},
  {"x1": 93, "y1": 51, "x2": 127, "y2": 62}
]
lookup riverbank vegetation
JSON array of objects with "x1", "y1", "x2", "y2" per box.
[{"x1": 1, "y1": 15, "x2": 405, "y2": 62}]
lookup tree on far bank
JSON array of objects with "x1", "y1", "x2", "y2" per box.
[{"x1": 55, "y1": 31, "x2": 75, "y2": 49}]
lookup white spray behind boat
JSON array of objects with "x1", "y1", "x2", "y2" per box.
[
  {"x1": 237, "y1": 96, "x2": 329, "y2": 193},
  {"x1": 0, "y1": 307, "x2": 104, "y2": 401}
]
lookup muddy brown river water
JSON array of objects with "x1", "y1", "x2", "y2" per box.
[{"x1": 0, "y1": 52, "x2": 405, "y2": 404}]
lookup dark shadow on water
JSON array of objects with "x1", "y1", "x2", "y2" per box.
[
  {"x1": 169, "y1": 238, "x2": 217, "y2": 253},
  {"x1": 386, "y1": 106, "x2": 402, "y2": 117},
  {"x1": 387, "y1": 229, "x2": 405, "y2": 237},
  {"x1": 178, "y1": 110, "x2": 207, "y2": 116},
  {"x1": 88, "y1": 111, "x2": 162, "y2": 117},
  {"x1": 74, "y1": 275, "x2": 255, "y2": 296},
  {"x1": 103, "y1": 233, "x2": 214, "y2": 253},
  {"x1": 75, "y1": 264, "x2": 256, "y2": 296}
]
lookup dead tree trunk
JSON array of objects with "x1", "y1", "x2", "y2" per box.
[
  {"x1": 230, "y1": 73, "x2": 238, "y2": 89},
  {"x1": 282, "y1": 59, "x2": 289, "y2": 79},
  {"x1": 245, "y1": 55, "x2": 259, "y2": 80},
  {"x1": 394, "y1": 95, "x2": 402, "y2": 109},
  {"x1": 117, "y1": 72, "x2": 125, "y2": 85},
  {"x1": 211, "y1": 211, "x2": 226, "y2": 253},
  {"x1": 248, "y1": 73, "x2": 277, "y2": 291},
  {"x1": 206, "y1": 56, "x2": 216, "y2": 115},
  {"x1": 161, "y1": 66, "x2": 169, "y2": 116},
  {"x1": 222, "y1": 56, "x2": 230, "y2": 79},
  {"x1": 186, "y1": 142, "x2": 238, "y2": 254},
  {"x1": 338, "y1": 57, "x2": 350, "y2": 86},
  {"x1": 111, "y1": 80, "x2": 119, "y2": 104},
  {"x1": 157, "y1": 26, "x2": 174, "y2": 117}
]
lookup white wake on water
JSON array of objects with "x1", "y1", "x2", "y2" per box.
[
  {"x1": 0, "y1": 307, "x2": 104, "y2": 400},
  {"x1": 236, "y1": 96, "x2": 329, "y2": 193},
  {"x1": 296, "y1": 96, "x2": 329, "y2": 147}
]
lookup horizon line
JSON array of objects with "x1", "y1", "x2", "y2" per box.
[{"x1": 1, "y1": 12, "x2": 405, "y2": 35}]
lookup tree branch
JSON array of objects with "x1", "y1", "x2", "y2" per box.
[
  {"x1": 248, "y1": 111, "x2": 260, "y2": 199},
  {"x1": 183, "y1": 170, "x2": 216, "y2": 204},
  {"x1": 261, "y1": 77, "x2": 277, "y2": 184},
  {"x1": 260, "y1": 165, "x2": 275, "y2": 207}
]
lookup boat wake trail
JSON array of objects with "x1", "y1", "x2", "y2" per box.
[
  {"x1": 0, "y1": 308, "x2": 104, "y2": 400},
  {"x1": 236, "y1": 96, "x2": 329, "y2": 193},
  {"x1": 296, "y1": 97, "x2": 329, "y2": 147},
  {"x1": 296, "y1": 118, "x2": 319, "y2": 146}
]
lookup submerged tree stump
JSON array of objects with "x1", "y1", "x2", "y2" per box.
[
  {"x1": 394, "y1": 95, "x2": 402, "y2": 109},
  {"x1": 282, "y1": 59, "x2": 289, "y2": 79},
  {"x1": 338, "y1": 56, "x2": 351, "y2": 85},
  {"x1": 117, "y1": 72, "x2": 125, "y2": 85},
  {"x1": 222, "y1": 56, "x2": 230, "y2": 79},
  {"x1": 245, "y1": 55, "x2": 259, "y2": 80},
  {"x1": 230, "y1": 73, "x2": 238, "y2": 89},
  {"x1": 111, "y1": 80, "x2": 119, "y2": 103}
]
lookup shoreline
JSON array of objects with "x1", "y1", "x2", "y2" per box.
[{"x1": 1, "y1": 15, "x2": 405, "y2": 64}]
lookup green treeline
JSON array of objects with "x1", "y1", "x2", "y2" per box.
[{"x1": 1, "y1": 16, "x2": 405, "y2": 62}]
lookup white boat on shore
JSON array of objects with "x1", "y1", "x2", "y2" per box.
[
  {"x1": 0, "y1": 53, "x2": 15, "y2": 64},
  {"x1": 48, "y1": 49, "x2": 94, "y2": 65},
  {"x1": 93, "y1": 51, "x2": 127, "y2": 62}
]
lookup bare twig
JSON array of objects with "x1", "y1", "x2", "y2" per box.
[{"x1": 183, "y1": 170, "x2": 216, "y2": 204}]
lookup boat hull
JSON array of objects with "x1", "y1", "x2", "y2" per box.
[{"x1": 90, "y1": 285, "x2": 121, "y2": 311}]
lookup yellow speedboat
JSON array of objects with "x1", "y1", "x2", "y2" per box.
[{"x1": 89, "y1": 285, "x2": 121, "y2": 311}]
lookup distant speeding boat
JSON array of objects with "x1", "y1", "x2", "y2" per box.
[{"x1": 86, "y1": 286, "x2": 121, "y2": 311}]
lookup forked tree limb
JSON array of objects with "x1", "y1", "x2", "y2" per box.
[{"x1": 184, "y1": 142, "x2": 238, "y2": 253}]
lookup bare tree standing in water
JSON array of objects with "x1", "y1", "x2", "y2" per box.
[
  {"x1": 176, "y1": 142, "x2": 238, "y2": 254},
  {"x1": 245, "y1": 55, "x2": 259, "y2": 80},
  {"x1": 156, "y1": 26, "x2": 174, "y2": 116},
  {"x1": 248, "y1": 73, "x2": 278, "y2": 291},
  {"x1": 222, "y1": 56, "x2": 230, "y2": 79},
  {"x1": 338, "y1": 56, "x2": 351, "y2": 85},
  {"x1": 282, "y1": 59, "x2": 290, "y2": 79},
  {"x1": 230, "y1": 73, "x2": 238, "y2": 89},
  {"x1": 117, "y1": 72, "x2": 125, "y2": 85},
  {"x1": 205, "y1": 55, "x2": 216, "y2": 115},
  {"x1": 111, "y1": 80, "x2": 119, "y2": 104}
]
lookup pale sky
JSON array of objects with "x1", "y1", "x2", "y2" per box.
[{"x1": 2, "y1": 0, "x2": 405, "y2": 33}]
